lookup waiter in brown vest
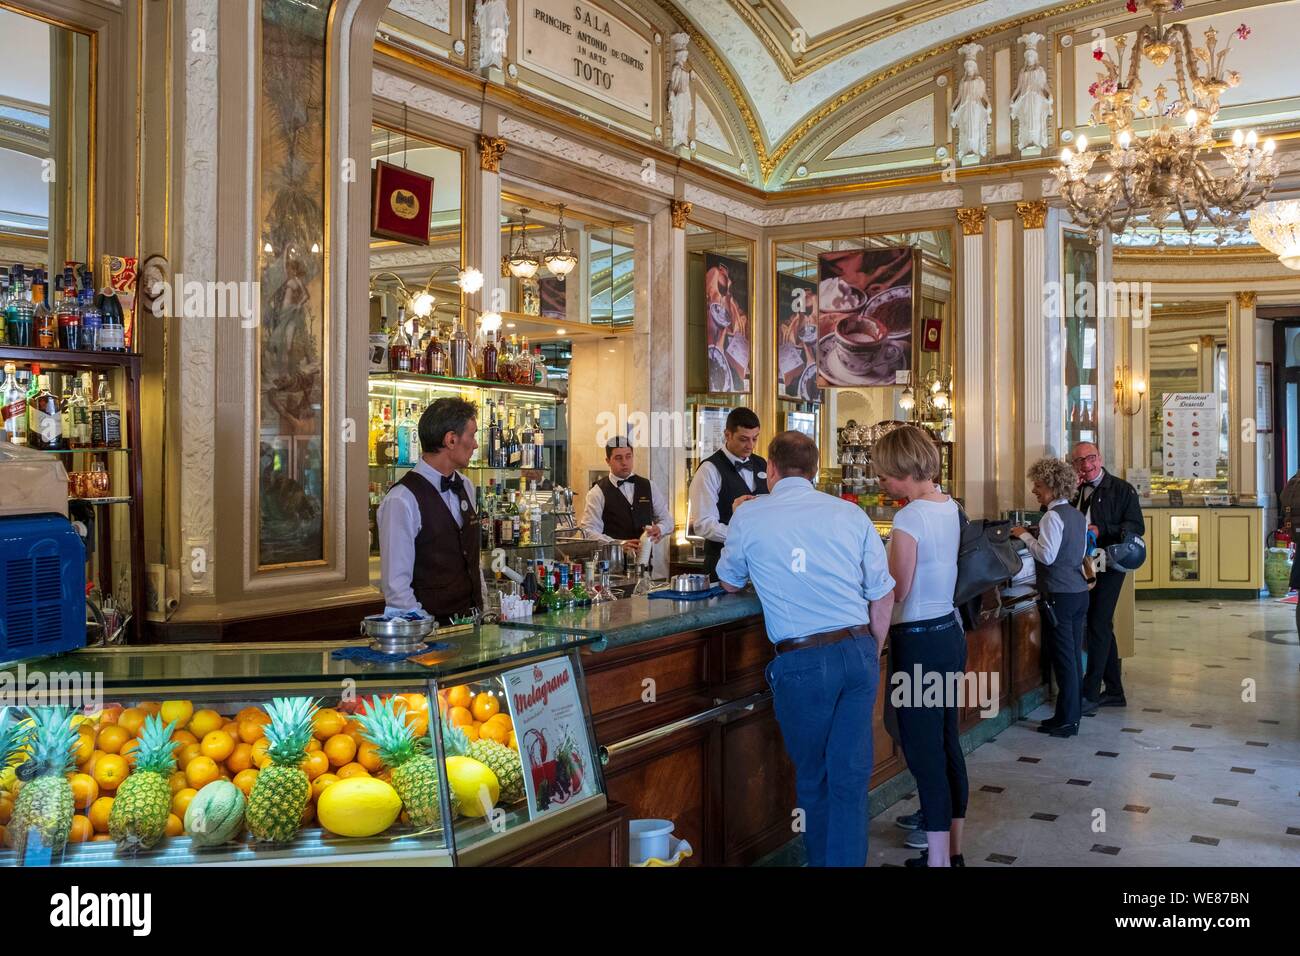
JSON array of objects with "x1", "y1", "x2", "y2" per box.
[
  {"x1": 377, "y1": 396, "x2": 483, "y2": 624},
  {"x1": 579, "y1": 437, "x2": 673, "y2": 561}
]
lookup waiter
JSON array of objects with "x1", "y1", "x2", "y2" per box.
[
  {"x1": 580, "y1": 437, "x2": 673, "y2": 561},
  {"x1": 688, "y1": 406, "x2": 766, "y2": 579},
  {"x1": 1070, "y1": 441, "x2": 1144, "y2": 709},
  {"x1": 377, "y1": 397, "x2": 483, "y2": 623}
]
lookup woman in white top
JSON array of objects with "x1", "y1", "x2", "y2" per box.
[{"x1": 874, "y1": 424, "x2": 968, "y2": 868}]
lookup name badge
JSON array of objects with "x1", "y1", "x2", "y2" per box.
[
  {"x1": 460, "y1": 499, "x2": 469, "y2": 511},
  {"x1": 756, "y1": 471, "x2": 767, "y2": 480}
]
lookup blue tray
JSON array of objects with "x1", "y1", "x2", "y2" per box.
[
  {"x1": 331, "y1": 643, "x2": 451, "y2": 664},
  {"x1": 648, "y1": 585, "x2": 726, "y2": 601}
]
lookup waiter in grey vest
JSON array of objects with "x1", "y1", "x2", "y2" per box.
[
  {"x1": 688, "y1": 407, "x2": 767, "y2": 579},
  {"x1": 579, "y1": 437, "x2": 673, "y2": 561}
]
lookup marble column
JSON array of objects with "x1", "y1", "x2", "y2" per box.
[
  {"x1": 669, "y1": 200, "x2": 691, "y2": 535},
  {"x1": 1232, "y1": 291, "x2": 1259, "y2": 501},
  {"x1": 477, "y1": 134, "x2": 506, "y2": 322},
  {"x1": 957, "y1": 206, "x2": 989, "y2": 515},
  {"x1": 1017, "y1": 200, "x2": 1048, "y2": 507}
]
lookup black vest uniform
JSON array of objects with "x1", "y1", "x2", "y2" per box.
[
  {"x1": 396, "y1": 471, "x2": 482, "y2": 623},
  {"x1": 596, "y1": 474, "x2": 656, "y2": 540},
  {"x1": 702, "y1": 448, "x2": 769, "y2": 578}
]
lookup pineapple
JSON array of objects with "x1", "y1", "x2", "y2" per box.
[
  {"x1": 0, "y1": 707, "x2": 32, "y2": 767},
  {"x1": 354, "y1": 696, "x2": 443, "y2": 828},
  {"x1": 466, "y1": 738, "x2": 524, "y2": 804},
  {"x1": 9, "y1": 707, "x2": 78, "y2": 863},
  {"x1": 245, "y1": 697, "x2": 317, "y2": 843},
  {"x1": 108, "y1": 715, "x2": 178, "y2": 850}
]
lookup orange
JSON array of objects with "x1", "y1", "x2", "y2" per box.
[
  {"x1": 176, "y1": 743, "x2": 202, "y2": 771},
  {"x1": 171, "y1": 729, "x2": 198, "y2": 747},
  {"x1": 74, "y1": 731, "x2": 95, "y2": 765},
  {"x1": 311, "y1": 773, "x2": 339, "y2": 800},
  {"x1": 171, "y1": 788, "x2": 198, "y2": 817},
  {"x1": 159, "y1": 700, "x2": 194, "y2": 728},
  {"x1": 69, "y1": 773, "x2": 99, "y2": 810},
  {"x1": 461, "y1": 722, "x2": 480, "y2": 742},
  {"x1": 232, "y1": 768, "x2": 259, "y2": 797},
  {"x1": 336, "y1": 762, "x2": 369, "y2": 780},
  {"x1": 226, "y1": 743, "x2": 254, "y2": 774},
  {"x1": 356, "y1": 741, "x2": 384, "y2": 772},
  {"x1": 402, "y1": 709, "x2": 429, "y2": 738},
  {"x1": 301, "y1": 802, "x2": 315, "y2": 826},
  {"x1": 486, "y1": 713, "x2": 512, "y2": 733},
  {"x1": 200, "y1": 730, "x2": 235, "y2": 763},
  {"x1": 344, "y1": 718, "x2": 366, "y2": 744},
  {"x1": 0, "y1": 797, "x2": 11, "y2": 825},
  {"x1": 117, "y1": 708, "x2": 146, "y2": 738},
  {"x1": 185, "y1": 756, "x2": 220, "y2": 790},
  {"x1": 479, "y1": 720, "x2": 509, "y2": 745},
  {"x1": 313, "y1": 708, "x2": 347, "y2": 741},
  {"x1": 305, "y1": 738, "x2": 322, "y2": 753},
  {"x1": 323, "y1": 734, "x2": 357, "y2": 768},
  {"x1": 237, "y1": 719, "x2": 267, "y2": 745},
  {"x1": 96, "y1": 705, "x2": 121, "y2": 725},
  {"x1": 87, "y1": 796, "x2": 114, "y2": 833},
  {"x1": 448, "y1": 706, "x2": 473, "y2": 728},
  {"x1": 137, "y1": 701, "x2": 162, "y2": 717},
  {"x1": 80, "y1": 750, "x2": 106, "y2": 778},
  {"x1": 96, "y1": 725, "x2": 130, "y2": 755},
  {"x1": 251, "y1": 737, "x2": 272, "y2": 769},
  {"x1": 92, "y1": 754, "x2": 129, "y2": 791},
  {"x1": 300, "y1": 750, "x2": 329, "y2": 780},
  {"x1": 69, "y1": 815, "x2": 93, "y2": 843},
  {"x1": 168, "y1": 771, "x2": 188, "y2": 795},
  {"x1": 120, "y1": 739, "x2": 141, "y2": 765},
  {"x1": 236, "y1": 706, "x2": 267, "y2": 724},
  {"x1": 90, "y1": 834, "x2": 112, "y2": 842},
  {"x1": 471, "y1": 692, "x2": 500, "y2": 722},
  {"x1": 188, "y1": 709, "x2": 224, "y2": 739},
  {"x1": 508, "y1": 731, "x2": 518, "y2": 751},
  {"x1": 165, "y1": 813, "x2": 184, "y2": 838},
  {"x1": 446, "y1": 685, "x2": 473, "y2": 709},
  {"x1": 221, "y1": 721, "x2": 241, "y2": 740}
]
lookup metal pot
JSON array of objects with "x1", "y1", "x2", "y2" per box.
[
  {"x1": 669, "y1": 573, "x2": 711, "y2": 593},
  {"x1": 361, "y1": 614, "x2": 436, "y2": 655}
]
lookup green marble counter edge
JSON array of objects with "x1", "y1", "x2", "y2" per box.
[{"x1": 3, "y1": 593, "x2": 765, "y2": 691}]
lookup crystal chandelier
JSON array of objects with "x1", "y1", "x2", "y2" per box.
[
  {"x1": 1055, "y1": 1, "x2": 1278, "y2": 240},
  {"x1": 543, "y1": 203, "x2": 578, "y2": 279},
  {"x1": 506, "y1": 207, "x2": 541, "y2": 279},
  {"x1": 1249, "y1": 200, "x2": 1300, "y2": 269}
]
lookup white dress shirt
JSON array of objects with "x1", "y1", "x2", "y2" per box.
[
  {"x1": 377, "y1": 459, "x2": 477, "y2": 615},
  {"x1": 579, "y1": 472, "x2": 674, "y2": 542},
  {"x1": 715, "y1": 477, "x2": 895, "y2": 644},
  {"x1": 687, "y1": 448, "x2": 761, "y2": 544},
  {"x1": 1016, "y1": 498, "x2": 1084, "y2": 566}
]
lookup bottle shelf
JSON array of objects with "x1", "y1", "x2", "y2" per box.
[
  {"x1": 32, "y1": 446, "x2": 131, "y2": 455},
  {"x1": 369, "y1": 370, "x2": 561, "y2": 401},
  {"x1": 0, "y1": 346, "x2": 141, "y2": 368},
  {"x1": 71, "y1": 496, "x2": 133, "y2": 506}
]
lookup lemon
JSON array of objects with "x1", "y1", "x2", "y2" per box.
[
  {"x1": 316, "y1": 777, "x2": 402, "y2": 837},
  {"x1": 444, "y1": 756, "x2": 499, "y2": 818},
  {"x1": 160, "y1": 700, "x2": 194, "y2": 728}
]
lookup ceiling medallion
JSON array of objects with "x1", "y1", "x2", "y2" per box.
[{"x1": 1054, "y1": 1, "x2": 1277, "y2": 242}]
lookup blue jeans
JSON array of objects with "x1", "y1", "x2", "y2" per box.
[{"x1": 765, "y1": 634, "x2": 879, "y2": 867}]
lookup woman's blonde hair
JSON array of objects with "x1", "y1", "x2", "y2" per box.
[
  {"x1": 1027, "y1": 456, "x2": 1078, "y2": 501},
  {"x1": 873, "y1": 425, "x2": 941, "y2": 482}
]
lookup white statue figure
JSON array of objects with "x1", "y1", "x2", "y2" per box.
[
  {"x1": 668, "y1": 33, "x2": 693, "y2": 149},
  {"x1": 475, "y1": 0, "x2": 510, "y2": 72},
  {"x1": 1010, "y1": 33, "x2": 1053, "y2": 152},
  {"x1": 950, "y1": 43, "x2": 992, "y2": 161}
]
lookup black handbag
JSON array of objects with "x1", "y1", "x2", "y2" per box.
[{"x1": 954, "y1": 504, "x2": 1024, "y2": 606}]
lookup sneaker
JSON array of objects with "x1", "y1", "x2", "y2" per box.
[
  {"x1": 895, "y1": 811, "x2": 923, "y2": 831},
  {"x1": 904, "y1": 827, "x2": 929, "y2": 849},
  {"x1": 904, "y1": 851, "x2": 962, "y2": 867}
]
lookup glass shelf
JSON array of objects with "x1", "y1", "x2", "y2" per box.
[
  {"x1": 369, "y1": 370, "x2": 562, "y2": 402},
  {"x1": 71, "y1": 496, "x2": 133, "y2": 505},
  {"x1": 38, "y1": 446, "x2": 131, "y2": 454}
]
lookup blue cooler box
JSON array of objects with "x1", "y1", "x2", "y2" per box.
[{"x1": 0, "y1": 513, "x2": 87, "y2": 663}]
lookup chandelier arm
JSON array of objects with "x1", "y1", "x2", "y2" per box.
[
  {"x1": 1125, "y1": 25, "x2": 1156, "y2": 99},
  {"x1": 1167, "y1": 24, "x2": 1198, "y2": 110}
]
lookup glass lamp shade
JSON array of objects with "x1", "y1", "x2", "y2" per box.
[
  {"x1": 544, "y1": 252, "x2": 578, "y2": 278},
  {"x1": 1250, "y1": 201, "x2": 1300, "y2": 271},
  {"x1": 899, "y1": 387, "x2": 915, "y2": 411},
  {"x1": 507, "y1": 255, "x2": 541, "y2": 280},
  {"x1": 456, "y1": 267, "x2": 485, "y2": 294},
  {"x1": 478, "y1": 311, "x2": 503, "y2": 334},
  {"x1": 409, "y1": 291, "x2": 436, "y2": 318}
]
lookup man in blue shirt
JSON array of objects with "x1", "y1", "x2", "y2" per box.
[{"x1": 717, "y1": 430, "x2": 895, "y2": 867}]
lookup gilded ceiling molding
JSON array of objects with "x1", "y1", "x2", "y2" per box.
[
  {"x1": 957, "y1": 206, "x2": 987, "y2": 235},
  {"x1": 1016, "y1": 200, "x2": 1048, "y2": 229},
  {"x1": 670, "y1": 200, "x2": 693, "y2": 228},
  {"x1": 1235, "y1": 291, "x2": 1258, "y2": 308},
  {"x1": 478, "y1": 134, "x2": 506, "y2": 172}
]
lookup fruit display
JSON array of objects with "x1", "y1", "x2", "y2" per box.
[{"x1": 108, "y1": 715, "x2": 179, "y2": 850}]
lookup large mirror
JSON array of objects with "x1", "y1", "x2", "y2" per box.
[{"x1": 0, "y1": 6, "x2": 92, "y2": 271}]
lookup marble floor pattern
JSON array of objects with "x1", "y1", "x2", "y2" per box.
[{"x1": 870, "y1": 598, "x2": 1300, "y2": 866}]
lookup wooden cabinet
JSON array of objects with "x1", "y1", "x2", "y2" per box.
[{"x1": 1136, "y1": 507, "x2": 1262, "y2": 591}]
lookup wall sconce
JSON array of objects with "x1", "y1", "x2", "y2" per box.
[
  {"x1": 369, "y1": 265, "x2": 487, "y2": 320},
  {"x1": 1114, "y1": 365, "x2": 1146, "y2": 416},
  {"x1": 915, "y1": 366, "x2": 954, "y2": 420}
]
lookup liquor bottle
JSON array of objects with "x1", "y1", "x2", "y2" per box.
[
  {"x1": 368, "y1": 402, "x2": 382, "y2": 467},
  {"x1": 485, "y1": 399, "x2": 500, "y2": 469},
  {"x1": 509, "y1": 491, "x2": 522, "y2": 543},
  {"x1": 426, "y1": 324, "x2": 447, "y2": 376},
  {"x1": 481, "y1": 331, "x2": 498, "y2": 382},
  {"x1": 8, "y1": 266, "x2": 34, "y2": 347},
  {"x1": 507, "y1": 409, "x2": 521, "y2": 467},
  {"x1": 90, "y1": 374, "x2": 122, "y2": 448},
  {"x1": 79, "y1": 275, "x2": 102, "y2": 351},
  {"x1": 377, "y1": 403, "x2": 396, "y2": 466},
  {"x1": 410, "y1": 327, "x2": 428, "y2": 375},
  {"x1": 495, "y1": 493, "x2": 514, "y2": 546},
  {"x1": 70, "y1": 375, "x2": 91, "y2": 448},
  {"x1": 1, "y1": 363, "x2": 25, "y2": 445},
  {"x1": 516, "y1": 492, "x2": 530, "y2": 546},
  {"x1": 530, "y1": 501, "x2": 543, "y2": 546},
  {"x1": 520, "y1": 406, "x2": 534, "y2": 469},
  {"x1": 570, "y1": 565, "x2": 589, "y2": 606},
  {"x1": 33, "y1": 271, "x2": 56, "y2": 349},
  {"x1": 0, "y1": 268, "x2": 9, "y2": 345},
  {"x1": 28, "y1": 374, "x2": 62, "y2": 450},
  {"x1": 55, "y1": 275, "x2": 82, "y2": 350},
  {"x1": 533, "y1": 346, "x2": 548, "y2": 387},
  {"x1": 556, "y1": 562, "x2": 573, "y2": 608},
  {"x1": 478, "y1": 486, "x2": 493, "y2": 549},
  {"x1": 59, "y1": 376, "x2": 74, "y2": 449},
  {"x1": 389, "y1": 306, "x2": 411, "y2": 373},
  {"x1": 95, "y1": 276, "x2": 127, "y2": 352}
]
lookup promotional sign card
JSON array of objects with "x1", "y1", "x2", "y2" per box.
[
  {"x1": 502, "y1": 657, "x2": 598, "y2": 818},
  {"x1": 1162, "y1": 393, "x2": 1218, "y2": 479}
]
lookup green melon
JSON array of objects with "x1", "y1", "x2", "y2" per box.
[{"x1": 184, "y1": 780, "x2": 246, "y2": 847}]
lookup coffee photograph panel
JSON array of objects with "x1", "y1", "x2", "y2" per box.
[
  {"x1": 776, "y1": 272, "x2": 822, "y2": 403},
  {"x1": 816, "y1": 246, "x2": 918, "y2": 388},
  {"x1": 704, "y1": 252, "x2": 752, "y2": 394}
]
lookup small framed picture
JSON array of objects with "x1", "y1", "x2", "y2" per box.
[{"x1": 371, "y1": 160, "x2": 434, "y2": 245}]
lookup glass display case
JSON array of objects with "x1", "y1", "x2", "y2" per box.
[
  {"x1": 0, "y1": 627, "x2": 606, "y2": 867},
  {"x1": 1169, "y1": 514, "x2": 1201, "y2": 582}
]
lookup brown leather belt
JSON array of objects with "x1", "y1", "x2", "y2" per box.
[{"x1": 774, "y1": 624, "x2": 871, "y2": 656}]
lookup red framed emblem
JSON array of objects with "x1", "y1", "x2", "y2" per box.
[{"x1": 370, "y1": 160, "x2": 433, "y2": 245}]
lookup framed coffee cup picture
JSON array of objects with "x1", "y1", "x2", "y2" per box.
[
  {"x1": 815, "y1": 245, "x2": 919, "y2": 388},
  {"x1": 371, "y1": 160, "x2": 434, "y2": 245}
]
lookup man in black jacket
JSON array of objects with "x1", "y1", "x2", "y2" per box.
[{"x1": 1071, "y1": 442, "x2": 1145, "y2": 708}]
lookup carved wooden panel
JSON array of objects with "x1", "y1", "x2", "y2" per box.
[
  {"x1": 489, "y1": 802, "x2": 630, "y2": 867},
  {"x1": 603, "y1": 729, "x2": 711, "y2": 866},
  {"x1": 961, "y1": 614, "x2": 1006, "y2": 729},
  {"x1": 1009, "y1": 604, "x2": 1044, "y2": 699},
  {"x1": 720, "y1": 704, "x2": 798, "y2": 865}
]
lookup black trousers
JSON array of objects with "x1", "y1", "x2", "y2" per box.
[
  {"x1": 1082, "y1": 569, "x2": 1125, "y2": 700},
  {"x1": 1043, "y1": 591, "x2": 1089, "y2": 725},
  {"x1": 890, "y1": 613, "x2": 969, "y2": 832}
]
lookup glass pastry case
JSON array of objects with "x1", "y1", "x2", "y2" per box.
[{"x1": 0, "y1": 625, "x2": 606, "y2": 867}]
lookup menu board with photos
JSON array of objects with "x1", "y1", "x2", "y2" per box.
[{"x1": 1162, "y1": 393, "x2": 1218, "y2": 479}]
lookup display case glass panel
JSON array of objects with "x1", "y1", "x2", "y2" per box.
[{"x1": 1168, "y1": 514, "x2": 1201, "y2": 582}]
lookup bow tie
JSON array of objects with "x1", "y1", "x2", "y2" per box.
[
  {"x1": 734, "y1": 458, "x2": 757, "y2": 471},
  {"x1": 616, "y1": 477, "x2": 636, "y2": 487},
  {"x1": 440, "y1": 473, "x2": 464, "y2": 494}
]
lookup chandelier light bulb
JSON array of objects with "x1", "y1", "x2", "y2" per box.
[
  {"x1": 1185, "y1": 108, "x2": 1199, "y2": 127},
  {"x1": 1118, "y1": 130, "x2": 1132, "y2": 149},
  {"x1": 899, "y1": 388, "x2": 915, "y2": 411},
  {"x1": 1232, "y1": 128, "x2": 1245, "y2": 148},
  {"x1": 478, "y1": 311, "x2": 503, "y2": 334},
  {"x1": 1061, "y1": 146, "x2": 1074, "y2": 164},
  {"x1": 1076, "y1": 135, "x2": 1089, "y2": 153},
  {"x1": 409, "y1": 291, "x2": 436, "y2": 319},
  {"x1": 1245, "y1": 129, "x2": 1258, "y2": 147},
  {"x1": 456, "y1": 267, "x2": 485, "y2": 295},
  {"x1": 1264, "y1": 138, "x2": 1276, "y2": 154}
]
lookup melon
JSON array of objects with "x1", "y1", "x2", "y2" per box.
[
  {"x1": 316, "y1": 777, "x2": 402, "y2": 837},
  {"x1": 444, "y1": 756, "x2": 499, "y2": 818},
  {"x1": 185, "y1": 780, "x2": 245, "y2": 847}
]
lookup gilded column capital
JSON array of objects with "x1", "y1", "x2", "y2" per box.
[
  {"x1": 670, "y1": 200, "x2": 693, "y2": 229},
  {"x1": 478, "y1": 134, "x2": 507, "y2": 172},
  {"x1": 1235, "y1": 290, "x2": 1257, "y2": 308},
  {"x1": 1015, "y1": 200, "x2": 1048, "y2": 230},
  {"x1": 956, "y1": 206, "x2": 987, "y2": 236}
]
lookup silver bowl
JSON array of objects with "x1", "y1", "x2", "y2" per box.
[
  {"x1": 362, "y1": 614, "x2": 436, "y2": 654},
  {"x1": 669, "y1": 573, "x2": 711, "y2": 593}
]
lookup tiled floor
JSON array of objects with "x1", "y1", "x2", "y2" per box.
[{"x1": 870, "y1": 597, "x2": 1300, "y2": 866}]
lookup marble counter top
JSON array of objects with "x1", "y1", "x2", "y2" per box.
[{"x1": 498, "y1": 591, "x2": 765, "y2": 649}]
